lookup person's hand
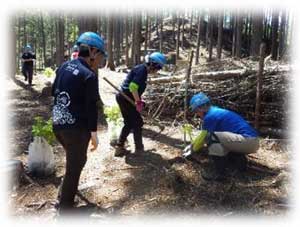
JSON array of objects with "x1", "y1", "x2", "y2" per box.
[
  {"x1": 182, "y1": 144, "x2": 193, "y2": 158},
  {"x1": 90, "y1": 131, "x2": 99, "y2": 151},
  {"x1": 135, "y1": 100, "x2": 145, "y2": 113}
]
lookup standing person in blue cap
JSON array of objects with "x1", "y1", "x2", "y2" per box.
[
  {"x1": 21, "y1": 44, "x2": 36, "y2": 86},
  {"x1": 51, "y1": 32, "x2": 107, "y2": 214},
  {"x1": 115, "y1": 52, "x2": 166, "y2": 157},
  {"x1": 183, "y1": 92, "x2": 259, "y2": 180}
]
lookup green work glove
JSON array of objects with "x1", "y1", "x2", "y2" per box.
[{"x1": 191, "y1": 130, "x2": 208, "y2": 152}]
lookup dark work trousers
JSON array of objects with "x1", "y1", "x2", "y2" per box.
[
  {"x1": 22, "y1": 65, "x2": 33, "y2": 85},
  {"x1": 116, "y1": 93, "x2": 144, "y2": 149},
  {"x1": 54, "y1": 128, "x2": 91, "y2": 211}
]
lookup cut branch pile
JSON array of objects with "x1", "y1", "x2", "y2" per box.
[{"x1": 144, "y1": 59, "x2": 292, "y2": 134}]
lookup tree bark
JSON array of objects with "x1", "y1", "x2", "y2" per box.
[
  {"x1": 195, "y1": 11, "x2": 201, "y2": 65},
  {"x1": 176, "y1": 12, "x2": 181, "y2": 60},
  {"x1": 208, "y1": 13, "x2": 214, "y2": 61},
  {"x1": 278, "y1": 10, "x2": 287, "y2": 59},
  {"x1": 56, "y1": 14, "x2": 65, "y2": 66},
  {"x1": 235, "y1": 10, "x2": 242, "y2": 58},
  {"x1": 271, "y1": 9, "x2": 279, "y2": 60},
  {"x1": 217, "y1": 10, "x2": 223, "y2": 59},
  {"x1": 250, "y1": 10, "x2": 263, "y2": 57},
  {"x1": 255, "y1": 43, "x2": 266, "y2": 129},
  {"x1": 106, "y1": 14, "x2": 115, "y2": 70}
]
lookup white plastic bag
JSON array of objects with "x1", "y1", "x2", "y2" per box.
[
  {"x1": 28, "y1": 136, "x2": 55, "y2": 177},
  {"x1": 107, "y1": 120, "x2": 123, "y2": 146}
]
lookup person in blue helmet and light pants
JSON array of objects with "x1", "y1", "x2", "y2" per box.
[
  {"x1": 51, "y1": 31, "x2": 107, "y2": 214},
  {"x1": 115, "y1": 52, "x2": 167, "y2": 157},
  {"x1": 183, "y1": 92, "x2": 260, "y2": 181}
]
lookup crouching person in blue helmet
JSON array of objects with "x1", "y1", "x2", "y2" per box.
[
  {"x1": 21, "y1": 44, "x2": 36, "y2": 86},
  {"x1": 51, "y1": 32, "x2": 107, "y2": 215},
  {"x1": 183, "y1": 92, "x2": 259, "y2": 181},
  {"x1": 115, "y1": 52, "x2": 167, "y2": 157}
]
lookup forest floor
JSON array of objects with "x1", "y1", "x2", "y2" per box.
[{"x1": 6, "y1": 65, "x2": 292, "y2": 222}]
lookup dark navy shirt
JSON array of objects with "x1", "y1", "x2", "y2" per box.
[
  {"x1": 203, "y1": 106, "x2": 258, "y2": 138},
  {"x1": 51, "y1": 57, "x2": 100, "y2": 131},
  {"x1": 121, "y1": 64, "x2": 148, "y2": 98},
  {"x1": 21, "y1": 52, "x2": 36, "y2": 67}
]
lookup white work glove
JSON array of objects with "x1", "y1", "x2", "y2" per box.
[
  {"x1": 182, "y1": 144, "x2": 193, "y2": 158},
  {"x1": 90, "y1": 131, "x2": 99, "y2": 151}
]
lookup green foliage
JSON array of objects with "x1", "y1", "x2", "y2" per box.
[
  {"x1": 43, "y1": 67, "x2": 55, "y2": 78},
  {"x1": 104, "y1": 106, "x2": 122, "y2": 125},
  {"x1": 32, "y1": 117, "x2": 55, "y2": 145},
  {"x1": 181, "y1": 123, "x2": 195, "y2": 142}
]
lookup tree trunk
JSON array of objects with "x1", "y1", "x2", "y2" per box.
[
  {"x1": 255, "y1": 43, "x2": 266, "y2": 129},
  {"x1": 250, "y1": 11, "x2": 263, "y2": 57},
  {"x1": 176, "y1": 12, "x2": 181, "y2": 60},
  {"x1": 181, "y1": 11, "x2": 185, "y2": 49},
  {"x1": 232, "y1": 13, "x2": 237, "y2": 56},
  {"x1": 144, "y1": 12, "x2": 149, "y2": 54},
  {"x1": 189, "y1": 10, "x2": 193, "y2": 39},
  {"x1": 125, "y1": 16, "x2": 130, "y2": 67},
  {"x1": 40, "y1": 13, "x2": 46, "y2": 68},
  {"x1": 235, "y1": 10, "x2": 242, "y2": 58},
  {"x1": 278, "y1": 10, "x2": 287, "y2": 59},
  {"x1": 114, "y1": 14, "x2": 121, "y2": 66},
  {"x1": 208, "y1": 13, "x2": 214, "y2": 61},
  {"x1": 134, "y1": 12, "x2": 142, "y2": 65},
  {"x1": 56, "y1": 14, "x2": 65, "y2": 66},
  {"x1": 195, "y1": 11, "x2": 201, "y2": 65},
  {"x1": 159, "y1": 14, "x2": 163, "y2": 52},
  {"x1": 106, "y1": 14, "x2": 115, "y2": 70},
  {"x1": 217, "y1": 10, "x2": 223, "y2": 59},
  {"x1": 271, "y1": 9, "x2": 279, "y2": 60}
]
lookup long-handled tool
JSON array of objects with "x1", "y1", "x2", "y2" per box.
[{"x1": 103, "y1": 77, "x2": 165, "y2": 132}]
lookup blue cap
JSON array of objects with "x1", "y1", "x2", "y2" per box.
[
  {"x1": 190, "y1": 93, "x2": 210, "y2": 112},
  {"x1": 149, "y1": 52, "x2": 166, "y2": 68},
  {"x1": 76, "y1": 32, "x2": 107, "y2": 57}
]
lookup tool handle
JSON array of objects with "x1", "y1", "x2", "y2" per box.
[{"x1": 103, "y1": 77, "x2": 136, "y2": 106}]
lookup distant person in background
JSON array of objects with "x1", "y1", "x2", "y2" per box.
[
  {"x1": 21, "y1": 45, "x2": 36, "y2": 86},
  {"x1": 71, "y1": 45, "x2": 79, "y2": 60}
]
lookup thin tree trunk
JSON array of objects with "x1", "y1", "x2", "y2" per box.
[
  {"x1": 271, "y1": 9, "x2": 279, "y2": 60},
  {"x1": 278, "y1": 10, "x2": 287, "y2": 59},
  {"x1": 125, "y1": 16, "x2": 129, "y2": 67},
  {"x1": 235, "y1": 10, "x2": 242, "y2": 58},
  {"x1": 144, "y1": 12, "x2": 149, "y2": 54},
  {"x1": 217, "y1": 10, "x2": 224, "y2": 59},
  {"x1": 176, "y1": 12, "x2": 181, "y2": 60},
  {"x1": 40, "y1": 13, "x2": 46, "y2": 68},
  {"x1": 181, "y1": 11, "x2": 185, "y2": 49},
  {"x1": 195, "y1": 11, "x2": 201, "y2": 65},
  {"x1": 159, "y1": 14, "x2": 163, "y2": 52},
  {"x1": 189, "y1": 10, "x2": 193, "y2": 39},
  {"x1": 106, "y1": 14, "x2": 115, "y2": 70},
  {"x1": 135, "y1": 12, "x2": 142, "y2": 65},
  {"x1": 250, "y1": 10, "x2": 263, "y2": 57},
  {"x1": 208, "y1": 13, "x2": 214, "y2": 61},
  {"x1": 255, "y1": 43, "x2": 266, "y2": 130}
]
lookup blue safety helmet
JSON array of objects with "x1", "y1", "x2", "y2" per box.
[
  {"x1": 76, "y1": 32, "x2": 107, "y2": 57},
  {"x1": 148, "y1": 52, "x2": 166, "y2": 69},
  {"x1": 24, "y1": 44, "x2": 32, "y2": 51},
  {"x1": 73, "y1": 44, "x2": 79, "y2": 52},
  {"x1": 190, "y1": 93, "x2": 210, "y2": 112}
]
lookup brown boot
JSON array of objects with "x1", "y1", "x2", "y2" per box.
[{"x1": 114, "y1": 145, "x2": 128, "y2": 157}]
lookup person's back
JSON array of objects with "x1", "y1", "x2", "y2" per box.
[
  {"x1": 203, "y1": 106, "x2": 258, "y2": 138},
  {"x1": 52, "y1": 58, "x2": 99, "y2": 131}
]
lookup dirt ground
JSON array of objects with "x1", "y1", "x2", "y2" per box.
[{"x1": 7, "y1": 67, "x2": 292, "y2": 221}]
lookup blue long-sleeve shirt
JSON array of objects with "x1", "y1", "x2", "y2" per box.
[
  {"x1": 203, "y1": 106, "x2": 258, "y2": 138},
  {"x1": 51, "y1": 57, "x2": 100, "y2": 131}
]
